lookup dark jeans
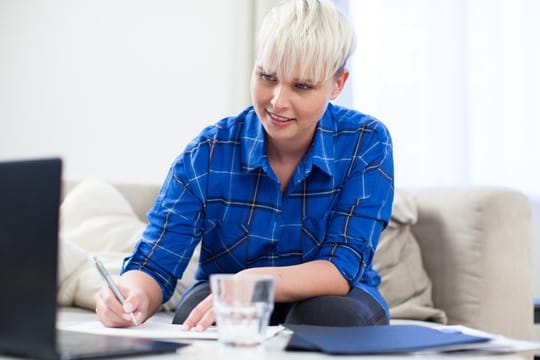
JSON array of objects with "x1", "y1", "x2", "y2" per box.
[{"x1": 172, "y1": 281, "x2": 388, "y2": 326}]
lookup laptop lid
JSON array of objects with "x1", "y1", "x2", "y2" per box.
[
  {"x1": 0, "y1": 158, "x2": 184, "y2": 359},
  {"x1": 0, "y1": 158, "x2": 60, "y2": 359}
]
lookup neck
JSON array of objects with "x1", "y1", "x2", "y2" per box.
[
  {"x1": 266, "y1": 136, "x2": 312, "y2": 193},
  {"x1": 266, "y1": 135, "x2": 312, "y2": 163}
]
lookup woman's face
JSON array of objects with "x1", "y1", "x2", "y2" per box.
[{"x1": 250, "y1": 66, "x2": 348, "y2": 147}]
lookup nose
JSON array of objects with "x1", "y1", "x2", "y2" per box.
[{"x1": 271, "y1": 84, "x2": 290, "y2": 110}]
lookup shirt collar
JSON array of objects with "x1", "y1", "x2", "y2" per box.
[
  {"x1": 241, "y1": 108, "x2": 267, "y2": 172},
  {"x1": 241, "y1": 105, "x2": 336, "y2": 178},
  {"x1": 302, "y1": 105, "x2": 335, "y2": 177}
]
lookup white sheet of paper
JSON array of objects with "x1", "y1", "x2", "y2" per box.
[
  {"x1": 58, "y1": 321, "x2": 284, "y2": 341},
  {"x1": 427, "y1": 325, "x2": 540, "y2": 354}
]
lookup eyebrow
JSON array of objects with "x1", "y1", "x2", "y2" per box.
[
  {"x1": 255, "y1": 66, "x2": 272, "y2": 74},
  {"x1": 294, "y1": 78, "x2": 315, "y2": 85},
  {"x1": 256, "y1": 67, "x2": 317, "y2": 85}
]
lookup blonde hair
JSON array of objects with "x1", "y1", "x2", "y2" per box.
[{"x1": 255, "y1": 0, "x2": 356, "y2": 83}]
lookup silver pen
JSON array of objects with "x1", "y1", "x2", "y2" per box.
[{"x1": 91, "y1": 256, "x2": 138, "y2": 326}]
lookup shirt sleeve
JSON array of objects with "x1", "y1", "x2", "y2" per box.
[
  {"x1": 122, "y1": 136, "x2": 213, "y2": 303},
  {"x1": 315, "y1": 120, "x2": 394, "y2": 287}
]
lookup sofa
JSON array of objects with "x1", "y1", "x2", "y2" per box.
[{"x1": 57, "y1": 180, "x2": 534, "y2": 341}]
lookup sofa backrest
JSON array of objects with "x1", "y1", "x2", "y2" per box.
[{"x1": 63, "y1": 181, "x2": 160, "y2": 221}]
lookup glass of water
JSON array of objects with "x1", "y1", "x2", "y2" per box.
[{"x1": 210, "y1": 274, "x2": 275, "y2": 347}]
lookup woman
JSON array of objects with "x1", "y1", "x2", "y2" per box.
[{"x1": 96, "y1": 0, "x2": 394, "y2": 330}]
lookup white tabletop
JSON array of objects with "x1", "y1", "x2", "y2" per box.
[{"x1": 54, "y1": 308, "x2": 531, "y2": 360}]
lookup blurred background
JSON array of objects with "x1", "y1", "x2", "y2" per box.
[{"x1": 1, "y1": 0, "x2": 538, "y2": 295}]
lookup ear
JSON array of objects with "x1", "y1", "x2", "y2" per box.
[{"x1": 330, "y1": 69, "x2": 350, "y2": 100}]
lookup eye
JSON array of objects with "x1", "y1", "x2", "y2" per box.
[
  {"x1": 295, "y1": 82, "x2": 313, "y2": 90},
  {"x1": 260, "y1": 72, "x2": 277, "y2": 82}
]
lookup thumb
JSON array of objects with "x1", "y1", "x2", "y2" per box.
[
  {"x1": 122, "y1": 287, "x2": 149, "y2": 319},
  {"x1": 118, "y1": 285, "x2": 138, "y2": 312},
  {"x1": 123, "y1": 300, "x2": 135, "y2": 313}
]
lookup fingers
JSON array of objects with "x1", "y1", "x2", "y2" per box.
[
  {"x1": 95, "y1": 285, "x2": 144, "y2": 328},
  {"x1": 123, "y1": 288, "x2": 146, "y2": 323},
  {"x1": 181, "y1": 294, "x2": 215, "y2": 332},
  {"x1": 95, "y1": 286, "x2": 127, "y2": 327}
]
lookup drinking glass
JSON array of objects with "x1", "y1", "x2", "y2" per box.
[{"x1": 210, "y1": 274, "x2": 275, "y2": 347}]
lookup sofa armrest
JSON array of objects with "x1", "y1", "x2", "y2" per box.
[{"x1": 409, "y1": 187, "x2": 534, "y2": 340}]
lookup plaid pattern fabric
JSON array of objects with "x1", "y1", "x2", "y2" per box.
[{"x1": 123, "y1": 104, "x2": 394, "y2": 306}]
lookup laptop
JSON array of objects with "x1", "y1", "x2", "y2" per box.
[{"x1": 0, "y1": 158, "x2": 186, "y2": 359}]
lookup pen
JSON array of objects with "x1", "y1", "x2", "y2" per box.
[{"x1": 91, "y1": 256, "x2": 138, "y2": 326}]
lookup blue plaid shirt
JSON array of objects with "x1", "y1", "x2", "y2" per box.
[{"x1": 123, "y1": 103, "x2": 394, "y2": 311}]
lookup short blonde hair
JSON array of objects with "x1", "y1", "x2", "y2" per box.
[{"x1": 255, "y1": 0, "x2": 356, "y2": 83}]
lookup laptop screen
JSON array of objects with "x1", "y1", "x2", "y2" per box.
[{"x1": 0, "y1": 158, "x2": 61, "y2": 359}]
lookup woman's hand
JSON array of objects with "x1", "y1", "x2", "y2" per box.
[
  {"x1": 180, "y1": 293, "x2": 215, "y2": 331},
  {"x1": 95, "y1": 283, "x2": 147, "y2": 327},
  {"x1": 94, "y1": 270, "x2": 163, "y2": 328}
]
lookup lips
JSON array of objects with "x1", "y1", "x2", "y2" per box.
[{"x1": 265, "y1": 109, "x2": 294, "y2": 126}]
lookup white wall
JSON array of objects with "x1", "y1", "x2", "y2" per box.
[
  {"x1": 532, "y1": 198, "x2": 540, "y2": 297},
  {"x1": 0, "y1": 0, "x2": 252, "y2": 184}
]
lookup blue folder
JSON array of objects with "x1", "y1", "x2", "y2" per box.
[{"x1": 285, "y1": 324, "x2": 491, "y2": 354}]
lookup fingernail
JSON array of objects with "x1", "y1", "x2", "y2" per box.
[
  {"x1": 133, "y1": 312, "x2": 142, "y2": 324},
  {"x1": 181, "y1": 324, "x2": 189, "y2": 331},
  {"x1": 193, "y1": 324, "x2": 204, "y2": 332},
  {"x1": 122, "y1": 314, "x2": 132, "y2": 321},
  {"x1": 123, "y1": 302, "x2": 134, "y2": 312}
]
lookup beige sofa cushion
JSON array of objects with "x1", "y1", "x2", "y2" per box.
[{"x1": 373, "y1": 190, "x2": 447, "y2": 323}]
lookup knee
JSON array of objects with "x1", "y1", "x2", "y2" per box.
[
  {"x1": 285, "y1": 295, "x2": 388, "y2": 326},
  {"x1": 172, "y1": 282, "x2": 211, "y2": 324}
]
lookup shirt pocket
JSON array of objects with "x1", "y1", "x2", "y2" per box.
[
  {"x1": 300, "y1": 211, "x2": 332, "y2": 262},
  {"x1": 199, "y1": 219, "x2": 249, "y2": 273}
]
